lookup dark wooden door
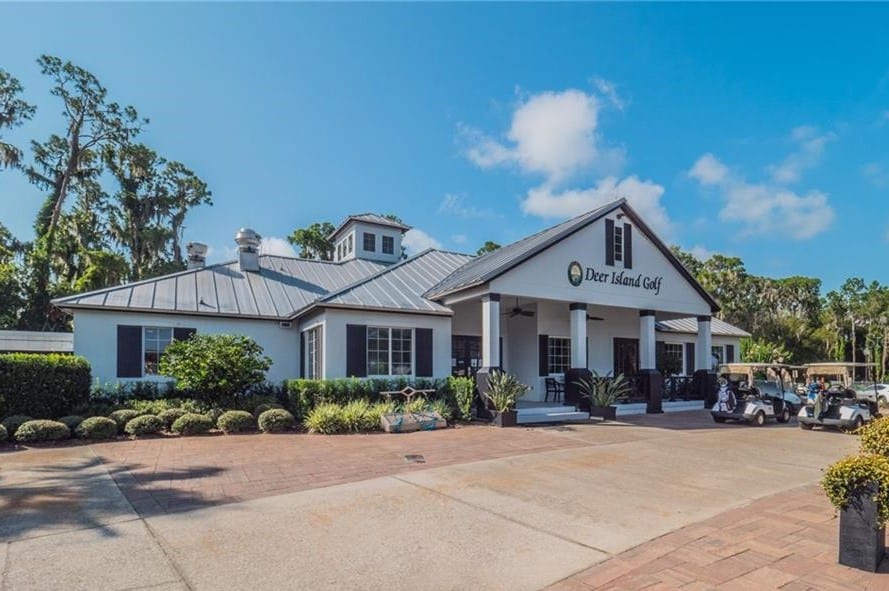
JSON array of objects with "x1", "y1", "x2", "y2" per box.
[
  {"x1": 451, "y1": 335, "x2": 481, "y2": 377},
  {"x1": 613, "y1": 338, "x2": 640, "y2": 377}
]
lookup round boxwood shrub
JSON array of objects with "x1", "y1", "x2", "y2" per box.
[
  {"x1": 124, "y1": 414, "x2": 164, "y2": 437},
  {"x1": 158, "y1": 408, "x2": 188, "y2": 430},
  {"x1": 258, "y1": 408, "x2": 295, "y2": 433},
  {"x1": 217, "y1": 410, "x2": 256, "y2": 434},
  {"x1": 76, "y1": 416, "x2": 118, "y2": 440},
  {"x1": 823, "y1": 453, "x2": 889, "y2": 527},
  {"x1": 2, "y1": 415, "x2": 33, "y2": 438},
  {"x1": 171, "y1": 413, "x2": 213, "y2": 436},
  {"x1": 109, "y1": 409, "x2": 142, "y2": 433},
  {"x1": 253, "y1": 402, "x2": 283, "y2": 418},
  {"x1": 860, "y1": 417, "x2": 889, "y2": 456},
  {"x1": 58, "y1": 415, "x2": 85, "y2": 433},
  {"x1": 14, "y1": 420, "x2": 70, "y2": 443},
  {"x1": 0, "y1": 423, "x2": 7, "y2": 442}
]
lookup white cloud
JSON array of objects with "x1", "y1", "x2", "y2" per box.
[
  {"x1": 260, "y1": 236, "x2": 298, "y2": 258},
  {"x1": 863, "y1": 162, "x2": 889, "y2": 188},
  {"x1": 205, "y1": 244, "x2": 238, "y2": 263},
  {"x1": 402, "y1": 228, "x2": 442, "y2": 254},
  {"x1": 689, "y1": 245, "x2": 715, "y2": 261},
  {"x1": 688, "y1": 153, "x2": 729, "y2": 186},
  {"x1": 438, "y1": 194, "x2": 495, "y2": 218},
  {"x1": 767, "y1": 125, "x2": 835, "y2": 184},
  {"x1": 451, "y1": 233, "x2": 468, "y2": 245},
  {"x1": 592, "y1": 77, "x2": 626, "y2": 111}
]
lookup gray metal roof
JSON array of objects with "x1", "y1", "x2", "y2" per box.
[
  {"x1": 425, "y1": 199, "x2": 625, "y2": 299},
  {"x1": 656, "y1": 317, "x2": 751, "y2": 338},
  {"x1": 52, "y1": 256, "x2": 390, "y2": 320},
  {"x1": 319, "y1": 249, "x2": 475, "y2": 315},
  {"x1": 329, "y1": 213, "x2": 412, "y2": 239},
  {"x1": 0, "y1": 330, "x2": 73, "y2": 353}
]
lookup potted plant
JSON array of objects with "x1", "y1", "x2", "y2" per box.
[
  {"x1": 484, "y1": 370, "x2": 527, "y2": 428},
  {"x1": 575, "y1": 371, "x2": 632, "y2": 421},
  {"x1": 822, "y1": 453, "x2": 889, "y2": 572}
]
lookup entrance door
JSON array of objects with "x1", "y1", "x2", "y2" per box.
[
  {"x1": 451, "y1": 335, "x2": 481, "y2": 377},
  {"x1": 613, "y1": 338, "x2": 639, "y2": 377}
]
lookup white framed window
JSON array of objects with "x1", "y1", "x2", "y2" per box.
[
  {"x1": 143, "y1": 327, "x2": 173, "y2": 375},
  {"x1": 712, "y1": 345, "x2": 724, "y2": 364},
  {"x1": 363, "y1": 232, "x2": 376, "y2": 252},
  {"x1": 367, "y1": 327, "x2": 413, "y2": 376},
  {"x1": 304, "y1": 327, "x2": 322, "y2": 379},
  {"x1": 347, "y1": 234, "x2": 353, "y2": 254},
  {"x1": 548, "y1": 336, "x2": 571, "y2": 375},
  {"x1": 382, "y1": 235, "x2": 394, "y2": 255},
  {"x1": 613, "y1": 225, "x2": 624, "y2": 263}
]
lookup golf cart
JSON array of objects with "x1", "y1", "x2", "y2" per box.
[
  {"x1": 711, "y1": 363, "x2": 802, "y2": 426},
  {"x1": 798, "y1": 362, "x2": 877, "y2": 431}
]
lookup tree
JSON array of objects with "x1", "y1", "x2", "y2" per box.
[
  {"x1": 0, "y1": 69, "x2": 36, "y2": 170},
  {"x1": 0, "y1": 223, "x2": 24, "y2": 327},
  {"x1": 288, "y1": 222, "x2": 334, "y2": 260},
  {"x1": 669, "y1": 245, "x2": 704, "y2": 277},
  {"x1": 476, "y1": 241, "x2": 501, "y2": 256}
]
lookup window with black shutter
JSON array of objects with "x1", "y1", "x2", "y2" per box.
[
  {"x1": 346, "y1": 324, "x2": 368, "y2": 377},
  {"x1": 117, "y1": 325, "x2": 142, "y2": 378},
  {"x1": 538, "y1": 334, "x2": 549, "y2": 376},
  {"x1": 415, "y1": 328, "x2": 433, "y2": 377}
]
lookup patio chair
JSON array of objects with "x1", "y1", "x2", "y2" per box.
[{"x1": 544, "y1": 378, "x2": 564, "y2": 403}]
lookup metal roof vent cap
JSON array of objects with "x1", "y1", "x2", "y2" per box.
[
  {"x1": 186, "y1": 241, "x2": 208, "y2": 270},
  {"x1": 235, "y1": 228, "x2": 262, "y2": 272}
]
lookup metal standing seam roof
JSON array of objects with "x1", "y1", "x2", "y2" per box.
[
  {"x1": 0, "y1": 330, "x2": 74, "y2": 353},
  {"x1": 317, "y1": 249, "x2": 475, "y2": 315},
  {"x1": 329, "y1": 213, "x2": 412, "y2": 239},
  {"x1": 656, "y1": 317, "x2": 751, "y2": 338}
]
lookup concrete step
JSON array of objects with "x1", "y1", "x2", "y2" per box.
[
  {"x1": 517, "y1": 406, "x2": 590, "y2": 424},
  {"x1": 615, "y1": 400, "x2": 705, "y2": 416}
]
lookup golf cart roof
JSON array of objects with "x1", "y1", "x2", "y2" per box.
[
  {"x1": 719, "y1": 363, "x2": 800, "y2": 373},
  {"x1": 805, "y1": 362, "x2": 876, "y2": 375}
]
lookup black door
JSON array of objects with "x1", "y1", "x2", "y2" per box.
[
  {"x1": 613, "y1": 338, "x2": 640, "y2": 377},
  {"x1": 451, "y1": 335, "x2": 481, "y2": 377}
]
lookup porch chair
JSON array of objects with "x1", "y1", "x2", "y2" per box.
[{"x1": 544, "y1": 378, "x2": 564, "y2": 403}]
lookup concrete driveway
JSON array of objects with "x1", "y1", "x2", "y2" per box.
[{"x1": 0, "y1": 412, "x2": 858, "y2": 590}]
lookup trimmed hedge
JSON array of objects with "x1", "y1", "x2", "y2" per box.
[
  {"x1": 171, "y1": 413, "x2": 213, "y2": 435},
  {"x1": 109, "y1": 409, "x2": 142, "y2": 433},
  {"x1": 2, "y1": 415, "x2": 33, "y2": 437},
  {"x1": 285, "y1": 377, "x2": 446, "y2": 419},
  {"x1": 217, "y1": 410, "x2": 255, "y2": 434},
  {"x1": 0, "y1": 423, "x2": 6, "y2": 442},
  {"x1": 158, "y1": 408, "x2": 188, "y2": 430},
  {"x1": 253, "y1": 402, "x2": 283, "y2": 418},
  {"x1": 0, "y1": 353, "x2": 91, "y2": 418},
  {"x1": 58, "y1": 415, "x2": 85, "y2": 433},
  {"x1": 76, "y1": 417, "x2": 118, "y2": 440},
  {"x1": 258, "y1": 408, "x2": 295, "y2": 433},
  {"x1": 125, "y1": 414, "x2": 164, "y2": 436},
  {"x1": 14, "y1": 420, "x2": 70, "y2": 443}
]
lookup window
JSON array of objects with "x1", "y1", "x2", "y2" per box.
[
  {"x1": 304, "y1": 327, "x2": 322, "y2": 379},
  {"x1": 367, "y1": 327, "x2": 413, "y2": 376},
  {"x1": 613, "y1": 225, "x2": 623, "y2": 263},
  {"x1": 363, "y1": 232, "x2": 376, "y2": 252},
  {"x1": 347, "y1": 234, "x2": 353, "y2": 254},
  {"x1": 661, "y1": 343, "x2": 684, "y2": 376},
  {"x1": 382, "y1": 235, "x2": 394, "y2": 255},
  {"x1": 548, "y1": 337, "x2": 571, "y2": 374},
  {"x1": 143, "y1": 327, "x2": 173, "y2": 375},
  {"x1": 711, "y1": 345, "x2": 724, "y2": 365}
]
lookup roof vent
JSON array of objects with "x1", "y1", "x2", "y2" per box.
[
  {"x1": 235, "y1": 228, "x2": 261, "y2": 273},
  {"x1": 186, "y1": 242, "x2": 208, "y2": 270}
]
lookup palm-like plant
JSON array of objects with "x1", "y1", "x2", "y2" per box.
[
  {"x1": 575, "y1": 370, "x2": 632, "y2": 407},
  {"x1": 484, "y1": 370, "x2": 527, "y2": 413}
]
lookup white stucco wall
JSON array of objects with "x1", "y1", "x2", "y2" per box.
[{"x1": 72, "y1": 309, "x2": 300, "y2": 385}]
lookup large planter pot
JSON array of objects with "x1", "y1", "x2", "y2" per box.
[
  {"x1": 491, "y1": 410, "x2": 517, "y2": 428},
  {"x1": 838, "y1": 487, "x2": 886, "y2": 572},
  {"x1": 589, "y1": 405, "x2": 617, "y2": 421}
]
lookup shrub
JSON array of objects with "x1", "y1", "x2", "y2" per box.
[
  {"x1": 2, "y1": 414, "x2": 33, "y2": 437},
  {"x1": 127, "y1": 398, "x2": 206, "y2": 416},
  {"x1": 428, "y1": 398, "x2": 453, "y2": 423},
  {"x1": 304, "y1": 403, "x2": 346, "y2": 434},
  {"x1": 403, "y1": 396, "x2": 429, "y2": 414},
  {"x1": 822, "y1": 453, "x2": 889, "y2": 527},
  {"x1": 58, "y1": 415, "x2": 85, "y2": 434},
  {"x1": 217, "y1": 410, "x2": 255, "y2": 434},
  {"x1": 158, "y1": 334, "x2": 272, "y2": 402},
  {"x1": 253, "y1": 402, "x2": 283, "y2": 418},
  {"x1": 0, "y1": 353, "x2": 91, "y2": 418},
  {"x1": 258, "y1": 408, "x2": 295, "y2": 433},
  {"x1": 76, "y1": 416, "x2": 118, "y2": 440},
  {"x1": 109, "y1": 409, "x2": 142, "y2": 433},
  {"x1": 447, "y1": 376, "x2": 475, "y2": 422},
  {"x1": 860, "y1": 417, "x2": 889, "y2": 456},
  {"x1": 286, "y1": 377, "x2": 448, "y2": 420},
  {"x1": 14, "y1": 420, "x2": 70, "y2": 443},
  {"x1": 158, "y1": 408, "x2": 188, "y2": 430},
  {"x1": 171, "y1": 413, "x2": 213, "y2": 435},
  {"x1": 124, "y1": 414, "x2": 164, "y2": 436},
  {"x1": 341, "y1": 399, "x2": 374, "y2": 432},
  {"x1": 484, "y1": 371, "x2": 528, "y2": 412},
  {"x1": 0, "y1": 423, "x2": 6, "y2": 442}
]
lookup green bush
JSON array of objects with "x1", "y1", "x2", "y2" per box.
[
  {"x1": 0, "y1": 353, "x2": 91, "y2": 418},
  {"x1": 124, "y1": 414, "x2": 164, "y2": 436},
  {"x1": 253, "y1": 402, "x2": 283, "y2": 418},
  {"x1": 158, "y1": 334, "x2": 272, "y2": 402},
  {"x1": 285, "y1": 377, "x2": 448, "y2": 419},
  {"x1": 171, "y1": 413, "x2": 213, "y2": 435},
  {"x1": 258, "y1": 408, "x2": 295, "y2": 433},
  {"x1": 2, "y1": 414, "x2": 33, "y2": 437},
  {"x1": 860, "y1": 417, "x2": 889, "y2": 456},
  {"x1": 0, "y1": 423, "x2": 7, "y2": 442},
  {"x1": 217, "y1": 410, "x2": 255, "y2": 434},
  {"x1": 447, "y1": 376, "x2": 475, "y2": 422},
  {"x1": 822, "y1": 453, "x2": 889, "y2": 527},
  {"x1": 58, "y1": 415, "x2": 85, "y2": 434},
  {"x1": 428, "y1": 398, "x2": 453, "y2": 423},
  {"x1": 76, "y1": 416, "x2": 118, "y2": 440},
  {"x1": 14, "y1": 420, "x2": 70, "y2": 443},
  {"x1": 158, "y1": 408, "x2": 188, "y2": 430},
  {"x1": 126, "y1": 398, "x2": 207, "y2": 416},
  {"x1": 303, "y1": 403, "x2": 346, "y2": 434},
  {"x1": 341, "y1": 399, "x2": 373, "y2": 432},
  {"x1": 109, "y1": 409, "x2": 142, "y2": 433}
]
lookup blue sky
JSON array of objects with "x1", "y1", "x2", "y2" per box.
[{"x1": 1, "y1": 3, "x2": 887, "y2": 291}]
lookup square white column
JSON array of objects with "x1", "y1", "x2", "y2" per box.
[
  {"x1": 481, "y1": 294, "x2": 500, "y2": 368},
  {"x1": 696, "y1": 316, "x2": 713, "y2": 371},
  {"x1": 639, "y1": 310, "x2": 656, "y2": 370},
  {"x1": 569, "y1": 303, "x2": 587, "y2": 368}
]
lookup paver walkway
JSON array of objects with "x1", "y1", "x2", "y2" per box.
[{"x1": 547, "y1": 484, "x2": 889, "y2": 590}]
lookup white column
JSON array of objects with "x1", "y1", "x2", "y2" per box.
[
  {"x1": 639, "y1": 310, "x2": 656, "y2": 370},
  {"x1": 481, "y1": 294, "x2": 501, "y2": 368},
  {"x1": 696, "y1": 315, "x2": 712, "y2": 371},
  {"x1": 569, "y1": 303, "x2": 587, "y2": 368}
]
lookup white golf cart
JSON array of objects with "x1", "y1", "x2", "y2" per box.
[
  {"x1": 711, "y1": 363, "x2": 803, "y2": 426},
  {"x1": 798, "y1": 362, "x2": 877, "y2": 431}
]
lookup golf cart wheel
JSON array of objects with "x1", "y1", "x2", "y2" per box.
[
  {"x1": 799, "y1": 421, "x2": 814, "y2": 430},
  {"x1": 713, "y1": 416, "x2": 726, "y2": 423},
  {"x1": 777, "y1": 408, "x2": 791, "y2": 424},
  {"x1": 843, "y1": 416, "x2": 865, "y2": 434},
  {"x1": 753, "y1": 411, "x2": 766, "y2": 426}
]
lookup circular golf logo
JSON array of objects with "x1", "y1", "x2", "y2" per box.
[{"x1": 567, "y1": 261, "x2": 583, "y2": 287}]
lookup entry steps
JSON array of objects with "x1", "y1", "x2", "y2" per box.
[
  {"x1": 516, "y1": 405, "x2": 589, "y2": 424},
  {"x1": 616, "y1": 400, "x2": 705, "y2": 416}
]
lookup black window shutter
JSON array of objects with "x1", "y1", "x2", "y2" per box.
[
  {"x1": 624, "y1": 223, "x2": 633, "y2": 269},
  {"x1": 173, "y1": 327, "x2": 196, "y2": 341},
  {"x1": 726, "y1": 344, "x2": 735, "y2": 364},
  {"x1": 538, "y1": 334, "x2": 549, "y2": 376},
  {"x1": 685, "y1": 342, "x2": 695, "y2": 376},
  {"x1": 605, "y1": 219, "x2": 615, "y2": 266},
  {"x1": 656, "y1": 340, "x2": 665, "y2": 372},
  {"x1": 415, "y1": 328, "x2": 433, "y2": 377},
  {"x1": 117, "y1": 325, "x2": 142, "y2": 378},
  {"x1": 299, "y1": 331, "x2": 306, "y2": 378},
  {"x1": 346, "y1": 324, "x2": 367, "y2": 377}
]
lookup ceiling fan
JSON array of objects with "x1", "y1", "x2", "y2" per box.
[{"x1": 503, "y1": 297, "x2": 534, "y2": 318}]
